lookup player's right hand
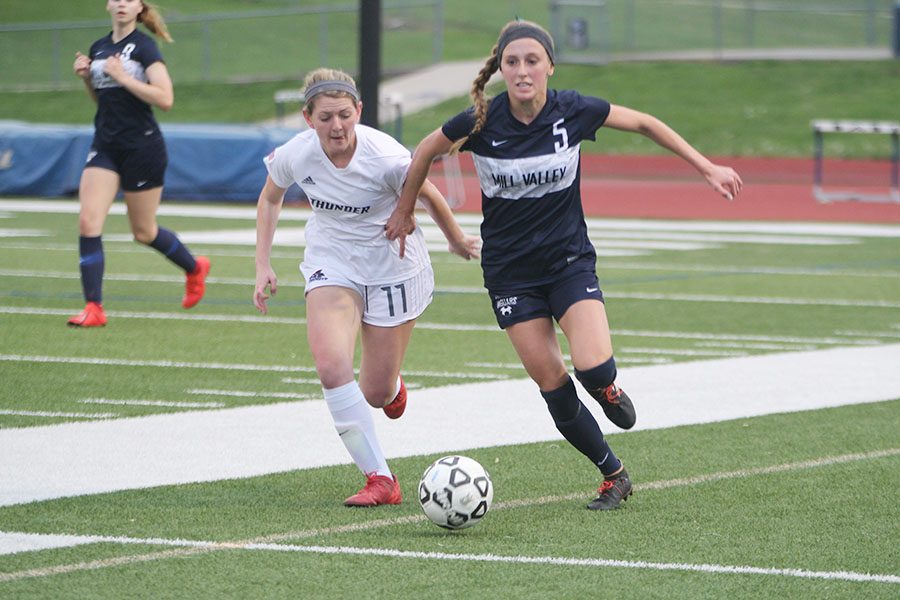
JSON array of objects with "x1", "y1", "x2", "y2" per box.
[
  {"x1": 253, "y1": 269, "x2": 277, "y2": 314},
  {"x1": 73, "y1": 51, "x2": 91, "y2": 79},
  {"x1": 385, "y1": 207, "x2": 416, "y2": 258}
]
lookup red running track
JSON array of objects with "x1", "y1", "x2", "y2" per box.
[{"x1": 430, "y1": 154, "x2": 900, "y2": 223}]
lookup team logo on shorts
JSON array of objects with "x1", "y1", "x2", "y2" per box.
[
  {"x1": 308, "y1": 269, "x2": 327, "y2": 282},
  {"x1": 495, "y1": 296, "x2": 517, "y2": 316}
]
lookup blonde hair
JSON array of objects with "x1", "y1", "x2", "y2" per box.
[
  {"x1": 302, "y1": 68, "x2": 359, "y2": 114},
  {"x1": 450, "y1": 20, "x2": 553, "y2": 153},
  {"x1": 138, "y1": 2, "x2": 173, "y2": 43}
]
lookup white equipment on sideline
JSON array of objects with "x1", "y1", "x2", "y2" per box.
[{"x1": 812, "y1": 119, "x2": 900, "y2": 204}]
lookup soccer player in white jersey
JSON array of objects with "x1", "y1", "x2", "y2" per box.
[
  {"x1": 387, "y1": 21, "x2": 742, "y2": 511},
  {"x1": 68, "y1": 0, "x2": 210, "y2": 327},
  {"x1": 254, "y1": 68, "x2": 480, "y2": 507}
]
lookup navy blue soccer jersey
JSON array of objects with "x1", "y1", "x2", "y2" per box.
[
  {"x1": 442, "y1": 89, "x2": 610, "y2": 289},
  {"x1": 88, "y1": 29, "x2": 165, "y2": 149}
]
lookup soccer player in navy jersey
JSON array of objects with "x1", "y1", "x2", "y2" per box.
[
  {"x1": 387, "y1": 20, "x2": 742, "y2": 510},
  {"x1": 68, "y1": 0, "x2": 209, "y2": 327}
]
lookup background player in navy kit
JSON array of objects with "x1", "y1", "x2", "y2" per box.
[
  {"x1": 254, "y1": 68, "x2": 479, "y2": 507},
  {"x1": 387, "y1": 20, "x2": 742, "y2": 510},
  {"x1": 68, "y1": 0, "x2": 210, "y2": 327}
]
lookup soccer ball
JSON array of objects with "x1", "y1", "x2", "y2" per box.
[{"x1": 418, "y1": 455, "x2": 493, "y2": 530}]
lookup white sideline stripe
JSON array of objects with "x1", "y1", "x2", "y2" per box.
[
  {"x1": 4, "y1": 199, "x2": 900, "y2": 237},
  {"x1": 220, "y1": 544, "x2": 900, "y2": 585},
  {"x1": 584, "y1": 230, "x2": 858, "y2": 246},
  {"x1": 617, "y1": 347, "x2": 746, "y2": 357},
  {"x1": 0, "y1": 229, "x2": 45, "y2": 238},
  {"x1": 4, "y1": 267, "x2": 899, "y2": 309},
  {"x1": 280, "y1": 377, "x2": 326, "y2": 385},
  {"x1": 617, "y1": 292, "x2": 900, "y2": 309},
  {"x1": 5, "y1": 255, "x2": 900, "y2": 280},
  {"x1": 0, "y1": 306, "x2": 499, "y2": 331},
  {"x1": 834, "y1": 329, "x2": 900, "y2": 339},
  {"x1": 0, "y1": 409, "x2": 119, "y2": 419},
  {"x1": 79, "y1": 399, "x2": 226, "y2": 409},
  {"x1": 0, "y1": 243, "x2": 306, "y2": 262},
  {"x1": 1, "y1": 448, "x2": 898, "y2": 583},
  {"x1": 186, "y1": 389, "x2": 317, "y2": 400},
  {"x1": 5, "y1": 259, "x2": 900, "y2": 281},
  {"x1": 614, "y1": 328, "x2": 875, "y2": 346},
  {"x1": 4, "y1": 284, "x2": 898, "y2": 325},
  {"x1": 2, "y1": 344, "x2": 899, "y2": 508},
  {"x1": 619, "y1": 357, "x2": 674, "y2": 365},
  {"x1": 0, "y1": 354, "x2": 507, "y2": 380},
  {"x1": 601, "y1": 261, "x2": 900, "y2": 279},
  {"x1": 693, "y1": 341, "x2": 817, "y2": 351}
]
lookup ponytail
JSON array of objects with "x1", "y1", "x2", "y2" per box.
[{"x1": 139, "y1": 2, "x2": 173, "y2": 43}]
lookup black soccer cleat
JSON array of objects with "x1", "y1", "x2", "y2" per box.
[
  {"x1": 587, "y1": 468, "x2": 632, "y2": 511},
  {"x1": 592, "y1": 383, "x2": 636, "y2": 430}
]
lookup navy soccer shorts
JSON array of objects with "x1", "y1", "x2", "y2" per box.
[
  {"x1": 85, "y1": 137, "x2": 167, "y2": 192},
  {"x1": 487, "y1": 260, "x2": 605, "y2": 329}
]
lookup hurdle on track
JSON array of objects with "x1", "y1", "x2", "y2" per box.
[{"x1": 812, "y1": 119, "x2": 900, "y2": 204}]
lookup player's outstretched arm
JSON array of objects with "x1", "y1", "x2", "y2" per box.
[
  {"x1": 386, "y1": 127, "x2": 455, "y2": 257},
  {"x1": 254, "y1": 176, "x2": 287, "y2": 314},
  {"x1": 604, "y1": 104, "x2": 743, "y2": 201}
]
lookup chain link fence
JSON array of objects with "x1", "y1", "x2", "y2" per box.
[
  {"x1": 1, "y1": 0, "x2": 896, "y2": 91},
  {"x1": 0, "y1": 0, "x2": 445, "y2": 91},
  {"x1": 550, "y1": 0, "x2": 897, "y2": 63}
]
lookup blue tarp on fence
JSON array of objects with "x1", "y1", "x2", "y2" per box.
[{"x1": 0, "y1": 120, "x2": 301, "y2": 201}]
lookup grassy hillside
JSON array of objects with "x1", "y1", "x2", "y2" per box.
[{"x1": 2, "y1": 60, "x2": 896, "y2": 158}]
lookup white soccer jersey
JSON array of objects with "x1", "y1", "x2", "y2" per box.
[{"x1": 264, "y1": 124, "x2": 430, "y2": 285}]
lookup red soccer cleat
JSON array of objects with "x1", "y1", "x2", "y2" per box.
[
  {"x1": 382, "y1": 376, "x2": 407, "y2": 420},
  {"x1": 67, "y1": 302, "x2": 107, "y2": 327},
  {"x1": 343, "y1": 473, "x2": 402, "y2": 507},
  {"x1": 182, "y1": 256, "x2": 211, "y2": 309}
]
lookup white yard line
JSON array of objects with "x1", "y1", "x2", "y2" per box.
[
  {"x1": 78, "y1": 399, "x2": 226, "y2": 409},
  {"x1": 0, "y1": 409, "x2": 118, "y2": 419},
  {"x1": 0, "y1": 354, "x2": 507, "y2": 380}
]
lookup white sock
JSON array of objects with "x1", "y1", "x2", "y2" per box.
[{"x1": 323, "y1": 381, "x2": 391, "y2": 478}]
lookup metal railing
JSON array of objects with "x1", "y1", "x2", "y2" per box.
[{"x1": 550, "y1": 0, "x2": 896, "y2": 64}]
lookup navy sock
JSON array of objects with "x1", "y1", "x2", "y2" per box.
[
  {"x1": 148, "y1": 227, "x2": 196, "y2": 273},
  {"x1": 541, "y1": 377, "x2": 622, "y2": 477},
  {"x1": 78, "y1": 235, "x2": 104, "y2": 303},
  {"x1": 575, "y1": 356, "x2": 617, "y2": 393}
]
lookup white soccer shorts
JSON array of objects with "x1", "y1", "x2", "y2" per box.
[{"x1": 301, "y1": 263, "x2": 434, "y2": 327}]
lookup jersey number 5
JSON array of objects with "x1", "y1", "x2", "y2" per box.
[{"x1": 553, "y1": 118, "x2": 569, "y2": 152}]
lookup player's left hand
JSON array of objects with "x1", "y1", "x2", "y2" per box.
[
  {"x1": 103, "y1": 54, "x2": 126, "y2": 82},
  {"x1": 706, "y1": 164, "x2": 743, "y2": 201}
]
